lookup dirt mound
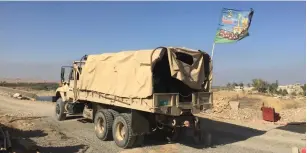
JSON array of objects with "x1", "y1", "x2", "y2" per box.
[
  {"x1": 205, "y1": 90, "x2": 306, "y2": 123},
  {"x1": 0, "y1": 110, "x2": 89, "y2": 153},
  {"x1": 279, "y1": 107, "x2": 306, "y2": 123},
  {"x1": 212, "y1": 90, "x2": 305, "y2": 112},
  {"x1": 211, "y1": 91, "x2": 262, "y2": 113}
]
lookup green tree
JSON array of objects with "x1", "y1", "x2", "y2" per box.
[
  {"x1": 277, "y1": 89, "x2": 282, "y2": 95},
  {"x1": 239, "y1": 82, "x2": 244, "y2": 87},
  {"x1": 0, "y1": 81, "x2": 6, "y2": 86},
  {"x1": 291, "y1": 92, "x2": 297, "y2": 96},
  {"x1": 281, "y1": 89, "x2": 288, "y2": 96},
  {"x1": 252, "y1": 79, "x2": 269, "y2": 93},
  {"x1": 247, "y1": 83, "x2": 251, "y2": 87},
  {"x1": 268, "y1": 80, "x2": 279, "y2": 94},
  {"x1": 232, "y1": 82, "x2": 238, "y2": 87},
  {"x1": 300, "y1": 84, "x2": 306, "y2": 96},
  {"x1": 226, "y1": 83, "x2": 232, "y2": 89}
]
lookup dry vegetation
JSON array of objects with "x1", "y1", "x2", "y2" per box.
[
  {"x1": 0, "y1": 81, "x2": 58, "y2": 91},
  {"x1": 0, "y1": 82, "x2": 57, "y2": 97}
]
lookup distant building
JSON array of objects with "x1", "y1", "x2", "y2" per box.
[
  {"x1": 243, "y1": 86, "x2": 254, "y2": 92},
  {"x1": 233, "y1": 86, "x2": 254, "y2": 92},
  {"x1": 277, "y1": 83, "x2": 304, "y2": 95}
]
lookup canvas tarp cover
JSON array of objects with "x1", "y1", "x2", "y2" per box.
[{"x1": 78, "y1": 47, "x2": 207, "y2": 98}]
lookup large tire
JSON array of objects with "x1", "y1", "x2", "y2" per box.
[
  {"x1": 94, "y1": 109, "x2": 113, "y2": 141},
  {"x1": 112, "y1": 113, "x2": 136, "y2": 148},
  {"x1": 107, "y1": 109, "x2": 119, "y2": 118},
  {"x1": 55, "y1": 98, "x2": 66, "y2": 121}
]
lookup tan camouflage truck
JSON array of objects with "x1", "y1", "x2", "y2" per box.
[{"x1": 53, "y1": 46, "x2": 213, "y2": 148}]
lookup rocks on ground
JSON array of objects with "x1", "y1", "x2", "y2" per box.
[
  {"x1": 211, "y1": 97, "x2": 230, "y2": 113},
  {"x1": 0, "y1": 91, "x2": 10, "y2": 97},
  {"x1": 279, "y1": 107, "x2": 306, "y2": 123},
  {"x1": 12, "y1": 93, "x2": 35, "y2": 101},
  {"x1": 203, "y1": 91, "x2": 306, "y2": 123},
  {"x1": 0, "y1": 111, "x2": 88, "y2": 153}
]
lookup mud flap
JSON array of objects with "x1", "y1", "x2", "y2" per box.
[
  {"x1": 131, "y1": 110, "x2": 150, "y2": 136},
  {"x1": 190, "y1": 120, "x2": 212, "y2": 147}
]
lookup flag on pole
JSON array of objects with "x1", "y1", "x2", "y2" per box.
[{"x1": 214, "y1": 8, "x2": 254, "y2": 44}]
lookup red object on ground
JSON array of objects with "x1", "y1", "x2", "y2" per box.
[
  {"x1": 301, "y1": 147, "x2": 306, "y2": 153},
  {"x1": 261, "y1": 107, "x2": 280, "y2": 122}
]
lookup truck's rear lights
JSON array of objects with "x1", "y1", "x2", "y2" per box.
[
  {"x1": 172, "y1": 119, "x2": 176, "y2": 126},
  {"x1": 183, "y1": 121, "x2": 190, "y2": 127}
]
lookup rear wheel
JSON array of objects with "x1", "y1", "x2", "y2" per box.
[
  {"x1": 55, "y1": 98, "x2": 66, "y2": 121},
  {"x1": 108, "y1": 109, "x2": 119, "y2": 118},
  {"x1": 112, "y1": 113, "x2": 136, "y2": 148},
  {"x1": 94, "y1": 109, "x2": 113, "y2": 141}
]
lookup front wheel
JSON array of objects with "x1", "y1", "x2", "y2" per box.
[
  {"x1": 94, "y1": 109, "x2": 113, "y2": 141},
  {"x1": 55, "y1": 98, "x2": 66, "y2": 121}
]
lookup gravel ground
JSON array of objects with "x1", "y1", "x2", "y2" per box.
[{"x1": 0, "y1": 92, "x2": 305, "y2": 153}]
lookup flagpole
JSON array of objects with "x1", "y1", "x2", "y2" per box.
[
  {"x1": 208, "y1": 42, "x2": 215, "y2": 96},
  {"x1": 211, "y1": 43, "x2": 216, "y2": 59}
]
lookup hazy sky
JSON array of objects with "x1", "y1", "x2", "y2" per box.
[{"x1": 0, "y1": 1, "x2": 305, "y2": 85}]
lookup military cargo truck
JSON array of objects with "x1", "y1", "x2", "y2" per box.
[{"x1": 53, "y1": 46, "x2": 213, "y2": 148}]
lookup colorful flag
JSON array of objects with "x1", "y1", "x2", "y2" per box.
[{"x1": 214, "y1": 8, "x2": 254, "y2": 44}]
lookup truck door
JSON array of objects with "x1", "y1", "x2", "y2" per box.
[{"x1": 72, "y1": 63, "x2": 83, "y2": 101}]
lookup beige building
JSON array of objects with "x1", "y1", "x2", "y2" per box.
[
  {"x1": 277, "y1": 83, "x2": 304, "y2": 95},
  {"x1": 233, "y1": 86, "x2": 254, "y2": 92}
]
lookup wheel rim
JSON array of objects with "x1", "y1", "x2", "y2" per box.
[
  {"x1": 56, "y1": 104, "x2": 60, "y2": 116},
  {"x1": 115, "y1": 122, "x2": 125, "y2": 141},
  {"x1": 95, "y1": 117, "x2": 105, "y2": 134}
]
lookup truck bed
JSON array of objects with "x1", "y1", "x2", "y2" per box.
[{"x1": 77, "y1": 90, "x2": 212, "y2": 116}]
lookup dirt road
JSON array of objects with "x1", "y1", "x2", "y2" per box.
[{"x1": 0, "y1": 95, "x2": 305, "y2": 153}]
